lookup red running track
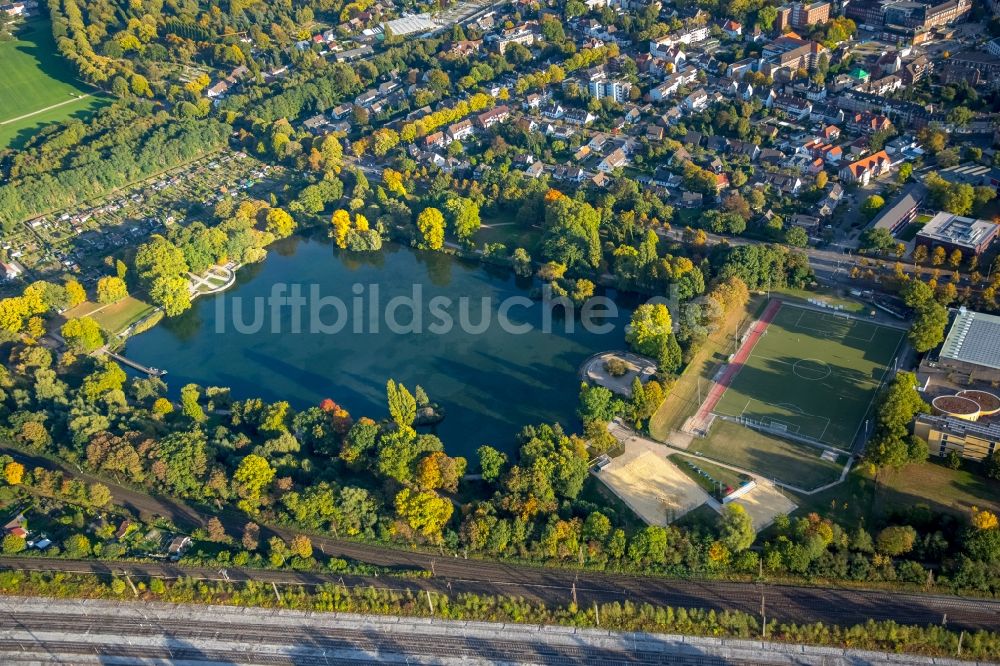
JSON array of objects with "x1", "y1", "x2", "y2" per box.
[{"x1": 692, "y1": 298, "x2": 783, "y2": 428}]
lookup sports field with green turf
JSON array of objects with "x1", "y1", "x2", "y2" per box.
[
  {"x1": 713, "y1": 302, "x2": 905, "y2": 451},
  {"x1": 0, "y1": 20, "x2": 107, "y2": 149}
]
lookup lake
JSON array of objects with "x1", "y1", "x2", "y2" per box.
[{"x1": 125, "y1": 236, "x2": 634, "y2": 458}]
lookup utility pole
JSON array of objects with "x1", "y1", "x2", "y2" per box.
[
  {"x1": 571, "y1": 582, "x2": 577, "y2": 607},
  {"x1": 958, "y1": 630, "x2": 964, "y2": 657},
  {"x1": 425, "y1": 590, "x2": 435, "y2": 615},
  {"x1": 271, "y1": 582, "x2": 282, "y2": 603},
  {"x1": 122, "y1": 571, "x2": 138, "y2": 597},
  {"x1": 594, "y1": 602, "x2": 600, "y2": 627},
  {"x1": 760, "y1": 594, "x2": 766, "y2": 639}
]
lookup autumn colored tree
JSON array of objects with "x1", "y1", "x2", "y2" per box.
[
  {"x1": 3, "y1": 462, "x2": 24, "y2": 486},
  {"x1": 417, "y1": 207, "x2": 445, "y2": 250}
]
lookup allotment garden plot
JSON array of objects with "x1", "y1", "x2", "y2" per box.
[{"x1": 713, "y1": 303, "x2": 905, "y2": 451}]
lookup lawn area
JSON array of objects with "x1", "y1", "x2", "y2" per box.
[
  {"x1": 669, "y1": 453, "x2": 747, "y2": 497},
  {"x1": 64, "y1": 297, "x2": 155, "y2": 335},
  {"x1": 473, "y1": 213, "x2": 543, "y2": 253},
  {"x1": 771, "y1": 286, "x2": 868, "y2": 315},
  {"x1": 649, "y1": 295, "x2": 764, "y2": 440},
  {"x1": 691, "y1": 420, "x2": 844, "y2": 491},
  {"x1": 714, "y1": 302, "x2": 904, "y2": 449},
  {"x1": 790, "y1": 460, "x2": 1000, "y2": 530},
  {"x1": 0, "y1": 19, "x2": 108, "y2": 149}
]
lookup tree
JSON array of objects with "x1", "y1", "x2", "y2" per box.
[
  {"x1": 61, "y1": 317, "x2": 104, "y2": 353},
  {"x1": 814, "y1": 171, "x2": 828, "y2": 190},
  {"x1": 862, "y1": 195, "x2": 885, "y2": 219},
  {"x1": 876, "y1": 525, "x2": 917, "y2": 556},
  {"x1": 385, "y1": 380, "x2": 418, "y2": 429},
  {"x1": 331, "y1": 209, "x2": 351, "y2": 249},
  {"x1": 860, "y1": 228, "x2": 895, "y2": 254},
  {"x1": 242, "y1": 522, "x2": 261, "y2": 550},
  {"x1": 718, "y1": 504, "x2": 755, "y2": 552},
  {"x1": 290, "y1": 534, "x2": 313, "y2": 558},
  {"x1": 864, "y1": 372, "x2": 930, "y2": 470},
  {"x1": 542, "y1": 196, "x2": 601, "y2": 268},
  {"x1": 625, "y1": 303, "x2": 672, "y2": 358},
  {"x1": 3, "y1": 462, "x2": 23, "y2": 486},
  {"x1": 96, "y1": 276, "x2": 128, "y2": 304},
  {"x1": 150, "y1": 275, "x2": 192, "y2": 316},
  {"x1": 206, "y1": 517, "x2": 227, "y2": 542},
  {"x1": 909, "y1": 299, "x2": 949, "y2": 353},
  {"x1": 785, "y1": 226, "x2": 808, "y2": 247},
  {"x1": 394, "y1": 488, "x2": 454, "y2": 541},
  {"x1": 417, "y1": 207, "x2": 445, "y2": 250},
  {"x1": 65, "y1": 279, "x2": 87, "y2": 307},
  {"x1": 180, "y1": 384, "x2": 206, "y2": 422},
  {"x1": 63, "y1": 534, "x2": 92, "y2": 558},
  {"x1": 1, "y1": 534, "x2": 26, "y2": 554},
  {"x1": 445, "y1": 197, "x2": 481, "y2": 242},
  {"x1": 478, "y1": 445, "x2": 507, "y2": 482},
  {"x1": 265, "y1": 208, "x2": 296, "y2": 239},
  {"x1": 234, "y1": 454, "x2": 275, "y2": 510}
]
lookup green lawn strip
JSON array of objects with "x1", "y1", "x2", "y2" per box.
[
  {"x1": 649, "y1": 295, "x2": 765, "y2": 439},
  {"x1": 65, "y1": 298, "x2": 155, "y2": 335},
  {"x1": 669, "y1": 454, "x2": 747, "y2": 498},
  {"x1": 769, "y1": 286, "x2": 867, "y2": 314},
  {"x1": 691, "y1": 420, "x2": 843, "y2": 491},
  {"x1": 672, "y1": 503, "x2": 720, "y2": 532}
]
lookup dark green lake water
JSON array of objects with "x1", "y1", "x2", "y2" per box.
[{"x1": 125, "y1": 237, "x2": 633, "y2": 457}]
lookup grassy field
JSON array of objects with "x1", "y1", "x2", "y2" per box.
[
  {"x1": 714, "y1": 303, "x2": 905, "y2": 449},
  {"x1": 649, "y1": 295, "x2": 764, "y2": 440},
  {"x1": 64, "y1": 297, "x2": 156, "y2": 335},
  {"x1": 790, "y1": 460, "x2": 1000, "y2": 530},
  {"x1": 690, "y1": 420, "x2": 844, "y2": 491},
  {"x1": 0, "y1": 20, "x2": 107, "y2": 149},
  {"x1": 473, "y1": 214, "x2": 543, "y2": 253}
]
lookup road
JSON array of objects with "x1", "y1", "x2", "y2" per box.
[
  {"x1": 3, "y1": 596, "x2": 990, "y2": 666},
  {"x1": 4, "y1": 445, "x2": 1000, "y2": 632}
]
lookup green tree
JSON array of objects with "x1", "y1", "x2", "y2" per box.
[
  {"x1": 876, "y1": 525, "x2": 917, "y2": 555},
  {"x1": 180, "y1": 383, "x2": 206, "y2": 422},
  {"x1": 445, "y1": 197, "x2": 481, "y2": 242},
  {"x1": 478, "y1": 445, "x2": 507, "y2": 482},
  {"x1": 386, "y1": 380, "x2": 417, "y2": 428},
  {"x1": 864, "y1": 372, "x2": 930, "y2": 470},
  {"x1": 1, "y1": 534, "x2": 26, "y2": 554},
  {"x1": 862, "y1": 195, "x2": 886, "y2": 219},
  {"x1": 63, "y1": 534, "x2": 92, "y2": 558},
  {"x1": 718, "y1": 504, "x2": 755, "y2": 552}
]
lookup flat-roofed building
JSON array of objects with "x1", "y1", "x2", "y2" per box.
[
  {"x1": 916, "y1": 211, "x2": 999, "y2": 256},
  {"x1": 868, "y1": 183, "x2": 926, "y2": 235},
  {"x1": 914, "y1": 413, "x2": 1000, "y2": 461},
  {"x1": 932, "y1": 308, "x2": 1000, "y2": 384}
]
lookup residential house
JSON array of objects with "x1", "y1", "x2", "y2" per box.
[
  {"x1": 447, "y1": 119, "x2": 475, "y2": 142},
  {"x1": 684, "y1": 89, "x2": 709, "y2": 111},
  {"x1": 564, "y1": 109, "x2": 597, "y2": 126},
  {"x1": 839, "y1": 150, "x2": 891, "y2": 185},
  {"x1": 598, "y1": 147, "x2": 629, "y2": 173},
  {"x1": 476, "y1": 105, "x2": 511, "y2": 129},
  {"x1": 722, "y1": 20, "x2": 742, "y2": 37}
]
